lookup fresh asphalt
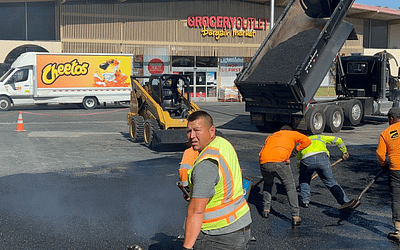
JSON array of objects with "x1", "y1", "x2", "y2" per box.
[{"x1": 0, "y1": 102, "x2": 397, "y2": 249}]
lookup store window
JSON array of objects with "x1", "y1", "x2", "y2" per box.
[
  {"x1": 171, "y1": 56, "x2": 194, "y2": 67},
  {"x1": 196, "y1": 56, "x2": 218, "y2": 67},
  {"x1": 363, "y1": 19, "x2": 388, "y2": 49},
  {"x1": 0, "y1": 2, "x2": 56, "y2": 41}
]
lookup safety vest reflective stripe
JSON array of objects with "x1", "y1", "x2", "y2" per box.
[
  {"x1": 337, "y1": 142, "x2": 345, "y2": 149},
  {"x1": 203, "y1": 196, "x2": 247, "y2": 224},
  {"x1": 180, "y1": 163, "x2": 192, "y2": 170}
]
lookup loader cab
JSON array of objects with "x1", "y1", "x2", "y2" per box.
[{"x1": 146, "y1": 74, "x2": 192, "y2": 118}]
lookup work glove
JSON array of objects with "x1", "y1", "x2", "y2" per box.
[
  {"x1": 381, "y1": 162, "x2": 390, "y2": 173},
  {"x1": 290, "y1": 148, "x2": 298, "y2": 158},
  {"x1": 342, "y1": 152, "x2": 349, "y2": 160}
]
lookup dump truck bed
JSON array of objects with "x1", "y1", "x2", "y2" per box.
[{"x1": 235, "y1": 0, "x2": 355, "y2": 114}]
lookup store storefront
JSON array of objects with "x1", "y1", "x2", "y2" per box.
[{"x1": 171, "y1": 56, "x2": 218, "y2": 101}]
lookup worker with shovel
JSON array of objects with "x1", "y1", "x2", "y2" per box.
[
  {"x1": 259, "y1": 125, "x2": 311, "y2": 226},
  {"x1": 376, "y1": 107, "x2": 400, "y2": 243},
  {"x1": 297, "y1": 135, "x2": 350, "y2": 208}
]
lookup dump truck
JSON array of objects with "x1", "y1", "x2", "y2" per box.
[
  {"x1": 127, "y1": 74, "x2": 200, "y2": 149},
  {"x1": 0, "y1": 52, "x2": 133, "y2": 110},
  {"x1": 234, "y1": 0, "x2": 400, "y2": 134}
]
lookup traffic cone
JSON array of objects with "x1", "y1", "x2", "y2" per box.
[{"x1": 15, "y1": 111, "x2": 25, "y2": 132}]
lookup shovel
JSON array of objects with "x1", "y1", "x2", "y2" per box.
[{"x1": 338, "y1": 169, "x2": 384, "y2": 211}]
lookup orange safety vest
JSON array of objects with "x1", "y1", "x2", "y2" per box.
[
  {"x1": 377, "y1": 122, "x2": 400, "y2": 170},
  {"x1": 188, "y1": 136, "x2": 250, "y2": 231},
  {"x1": 178, "y1": 147, "x2": 199, "y2": 186}
]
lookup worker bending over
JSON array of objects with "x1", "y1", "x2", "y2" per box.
[
  {"x1": 183, "y1": 110, "x2": 251, "y2": 250},
  {"x1": 259, "y1": 125, "x2": 311, "y2": 226},
  {"x1": 297, "y1": 135, "x2": 350, "y2": 208},
  {"x1": 376, "y1": 107, "x2": 400, "y2": 243}
]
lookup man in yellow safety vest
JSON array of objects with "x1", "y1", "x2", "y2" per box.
[
  {"x1": 297, "y1": 135, "x2": 350, "y2": 208},
  {"x1": 183, "y1": 110, "x2": 251, "y2": 250}
]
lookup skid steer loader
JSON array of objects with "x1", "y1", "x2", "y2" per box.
[{"x1": 127, "y1": 74, "x2": 200, "y2": 149}]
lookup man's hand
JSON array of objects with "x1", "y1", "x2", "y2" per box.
[
  {"x1": 342, "y1": 152, "x2": 349, "y2": 160},
  {"x1": 290, "y1": 148, "x2": 298, "y2": 158},
  {"x1": 381, "y1": 162, "x2": 390, "y2": 173}
]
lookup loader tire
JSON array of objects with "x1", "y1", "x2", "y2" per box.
[
  {"x1": 324, "y1": 105, "x2": 344, "y2": 133},
  {"x1": 306, "y1": 106, "x2": 325, "y2": 135},
  {"x1": 130, "y1": 116, "x2": 144, "y2": 142},
  {"x1": 144, "y1": 119, "x2": 160, "y2": 149}
]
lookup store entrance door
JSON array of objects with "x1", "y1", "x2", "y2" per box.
[{"x1": 176, "y1": 71, "x2": 217, "y2": 102}]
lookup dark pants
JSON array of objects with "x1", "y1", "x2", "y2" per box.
[
  {"x1": 193, "y1": 226, "x2": 251, "y2": 250},
  {"x1": 299, "y1": 154, "x2": 349, "y2": 205},
  {"x1": 390, "y1": 170, "x2": 400, "y2": 223},
  {"x1": 260, "y1": 162, "x2": 299, "y2": 217}
]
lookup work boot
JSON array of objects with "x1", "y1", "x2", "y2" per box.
[
  {"x1": 292, "y1": 216, "x2": 302, "y2": 227},
  {"x1": 388, "y1": 232, "x2": 400, "y2": 242},
  {"x1": 262, "y1": 209, "x2": 270, "y2": 218},
  {"x1": 300, "y1": 201, "x2": 309, "y2": 208},
  {"x1": 388, "y1": 221, "x2": 400, "y2": 243}
]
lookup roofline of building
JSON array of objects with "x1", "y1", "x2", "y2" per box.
[{"x1": 352, "y1": 3, "x2": 400, "y2": 16}]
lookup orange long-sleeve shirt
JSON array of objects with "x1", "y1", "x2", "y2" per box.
[
  {"x1": 178, "y1": 147, "x2": 199, "y2": 184},
  {"x1": 376, "y1": 122, "x2": 400, "y2": 170},
  {"x1": 259, "y1": 130, "x2": 311, "y2": 165}
]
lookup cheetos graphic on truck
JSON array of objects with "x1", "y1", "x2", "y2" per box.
[{"x1": 0, "y1": 52, "x2": 134, "y2": 110}]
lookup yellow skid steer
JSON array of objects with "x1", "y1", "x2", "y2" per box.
[{"x1": 127, "y1": 74, "x2": 200, "y2": 149}]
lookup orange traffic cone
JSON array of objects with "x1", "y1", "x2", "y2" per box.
[{"x1": 15, "y1": 111, "x2": 25, "y2": 132}]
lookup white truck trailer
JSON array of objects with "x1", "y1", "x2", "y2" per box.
[{"x1": 0, "y1": 52, "x2": 133, "y2": 110}]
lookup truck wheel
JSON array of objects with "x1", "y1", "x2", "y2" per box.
[
  {"x1": 0, "y1": 96, "x2": 11, "y2": 111},
  {"x1": 130, "y1": 116, "x2": 144, "y2": 142},
  {"x1": 325, "y1": 105, "x2": 344, "y2": 133},
  {"x1": 306, "y1": 106, "x2": 325, "y2": 135},
  {"x1": 144, "y1": 119, "x2": 160, "y2": 149},
  {"x1": 344, "y1": 99, "x2": 363, "y2": 126},
  {"x1": 82, "y1": 97, "x2": 98, "y2": 110}
]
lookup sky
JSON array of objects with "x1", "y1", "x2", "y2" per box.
[{"x1": 354, "y1": 0, "x2": 399, "y2": 10}]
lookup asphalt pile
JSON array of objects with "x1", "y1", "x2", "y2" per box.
[{"x1": 245, "y1": 28, "x2": 321, "y2": 83}]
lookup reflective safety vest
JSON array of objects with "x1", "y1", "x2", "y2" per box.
[
  {"x1": 297, "y1": 135, "x2": 347, "y2": 167},
  {"x1": 178, "y1": 147, "x2": 199, "y2": 186},
  {"x1": 188, "y1": 136, "x2": 250, "y2": 231}
]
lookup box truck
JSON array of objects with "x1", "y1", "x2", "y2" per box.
[
  {"x1": 234, "y1": 0, "x2": 400, "y2": 134},
  {"x1": 0, "y1": 52, "x2": 133, "y2": 110}
]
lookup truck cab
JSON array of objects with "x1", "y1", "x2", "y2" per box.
[{"x1": 336, "y1": 51, "x2": 400, "y2": 114}]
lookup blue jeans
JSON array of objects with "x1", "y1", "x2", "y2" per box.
[
  {"x1": 299, "y1": 154, "x2": 349, "y2": 205},
  {"x1": 193, "y1": 226, "x2": 251, "y2": 250},
  {"x1": 389, "y1": 170, "x2": 400, "y2": 223},
  {"x1": 260, "y1": 162, "x2": 299, "y2": 217}
]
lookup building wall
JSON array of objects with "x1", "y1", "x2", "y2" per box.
[
  {"x1": 341, "y1": 17, "x2": 364, "y2": 55},
  {"x1": 60, "y1": 1, "x2": 276, "y2": 57},
  {"x1": 0, "y1": 40, "x2": 62, "y2": 62},
  {"x1": 389, "y1": 23, "x2": 400, "y2": 49}
]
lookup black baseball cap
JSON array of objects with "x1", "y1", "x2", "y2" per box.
[{"x1": 388, "y1": 107, "x2": 400, "y2": 119}]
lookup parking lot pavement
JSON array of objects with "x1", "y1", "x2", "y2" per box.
[{"x1": 0, "y1": 103, "x2": 397, "y2": 249}]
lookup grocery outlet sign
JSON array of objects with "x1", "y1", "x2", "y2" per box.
[{"x1": 187, "y1": 15, "x2": 269, "y2": 41}]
